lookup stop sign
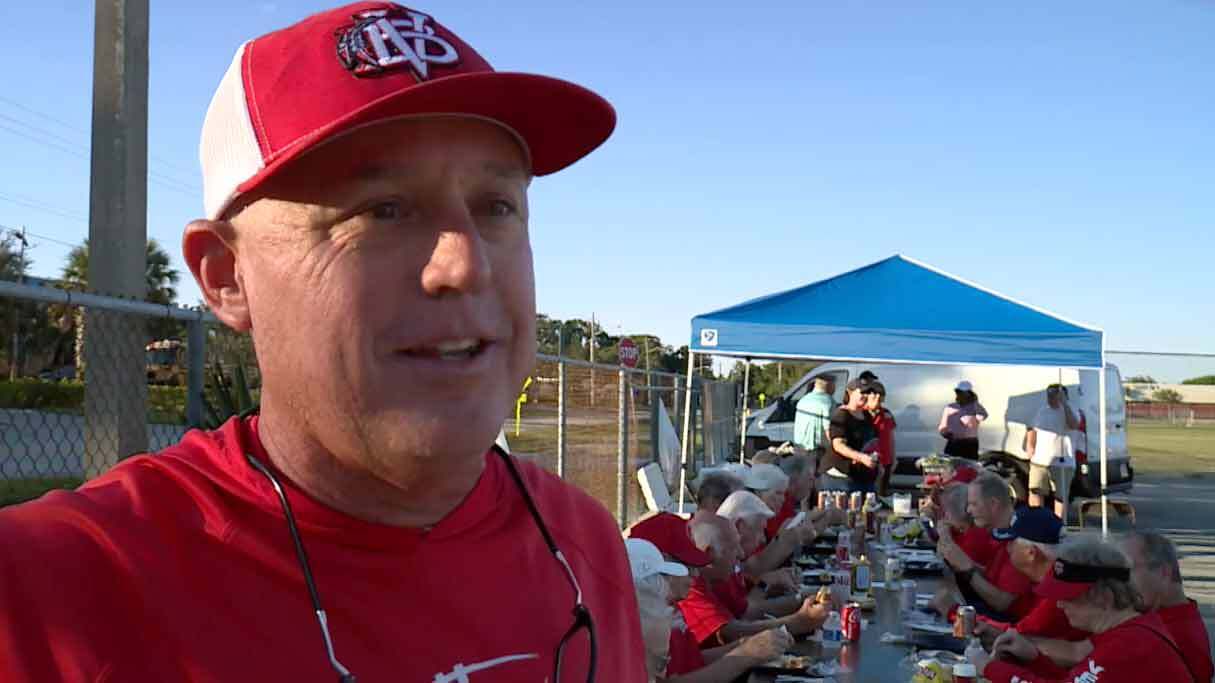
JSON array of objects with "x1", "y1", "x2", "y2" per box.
[{"x1": 618, "y1": 338, "x2": 640, "y2": 368}]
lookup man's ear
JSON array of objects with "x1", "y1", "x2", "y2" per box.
[{"x1": 182, "y1": 219, "x2": 251, "y2": 332}]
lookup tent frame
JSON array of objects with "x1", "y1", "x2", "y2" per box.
[{"x1": 678, "y1": 256, "x2": 1111, "y2": 534}]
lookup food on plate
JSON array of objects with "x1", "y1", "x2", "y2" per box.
[{"x1": 912, "y1": 659, "x2": 953, "y2": 683}]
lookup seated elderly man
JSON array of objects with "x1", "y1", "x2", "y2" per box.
[
  {"x1": 718, "y1": 491, "x2": 811, "y2": 607},
  {"x1": 677, "y1": 514, "x2": 827, "y2": 648},
  {"x1": 937, "y1": 473, "x2": 1034, "y2": 622},
  {"x1": 973, "y1": 537, "x2": 1191, "y2": 682},
  {"x1": 627, "y1": 515, "x2": 795, "y2": 682},
  {"x1": 737, "y1": 465, "x2": 825, "y2": 580},
  {"x1": 1122, "y1": 531, "x2": 1212, "y2": 683}
]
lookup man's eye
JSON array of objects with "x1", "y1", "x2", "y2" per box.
[
  {"x1": 487, "y1": 199, "x2": 517, "y2": 217},
  {"x1": 367, "y1": 201, "x2": 404, "y2": 220}
]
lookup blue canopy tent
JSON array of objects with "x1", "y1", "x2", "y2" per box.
[{"x1": 678, "y1": 255, "x2": 1115, "y2": 532}]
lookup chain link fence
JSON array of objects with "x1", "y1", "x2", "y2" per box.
[{"x1": 2, "y1": 281, "x2": 739, "y2": 523}]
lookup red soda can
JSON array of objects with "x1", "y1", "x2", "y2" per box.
[{"x1": 841, "y1": 602, "x2": 861, "y2": 641}]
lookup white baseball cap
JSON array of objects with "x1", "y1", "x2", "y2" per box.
[
  {"x1": 717, "y1": 490, "x2": 775, "y2": 521},
  {"x1": 625, "y1": 538, "x2": 688, "y2": 582},
  {"x1": 743, "y1": 463, "x2": 789, "y2": 492},
  {"x1": 955, "y1": 380, "x2": 974, "y2": 392}
]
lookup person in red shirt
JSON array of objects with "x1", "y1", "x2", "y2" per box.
[
  {"x1": 677, "y1": 515, "x2": 827, "y2": 648},
  {"x1": 0, "y1": 4, "x2": 645, "y2": 681},
  {"x1": 1122, "y1": 531, "x2": 1213, "y2": 683},
  {"x1": 865, "y1": 381, "x2": 898, "y2": 496},
  {"x1": 627, "y1": 514, "x2": 793, "y2": 682},
  {"x1": 939, "y1": 481, "x2": 999, "y2": 564},
  {"x1": 974, "y1": 538, "x2": 1192, "y2": 683},
  {"x1": 937, "y1": 473, "x2": 1035, "y2": 622}
]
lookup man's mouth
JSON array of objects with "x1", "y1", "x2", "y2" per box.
[{"x1": 398, "y1": 338, "x2": 491, "y2": 361}]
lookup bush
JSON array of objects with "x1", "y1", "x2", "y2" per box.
[
  {"x1": 0, "y1": 379, "x2": 85, "y2": 411},
  {"x1": 0, "y1": 379, "x2": 188, "y2": 424}
]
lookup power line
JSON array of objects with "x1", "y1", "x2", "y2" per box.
[
  {"x1": 0, "y1": 191, "x2": 87, "y2": 224},
  {"x1": 0, "y1": 106, "x2": 200, "y2": 196},
  {"x1": 0, "y1": 93, "x2": 199, "y2": 179}
]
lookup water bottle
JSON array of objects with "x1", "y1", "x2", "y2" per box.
[{"x1": 822, "y1": 610, "x2": 843, "y2": 650}]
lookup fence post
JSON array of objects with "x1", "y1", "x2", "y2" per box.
[
  {"x1": 186, "y1": 319, "x2": 206, "y2": 427},
  {"x1": 648, "y1": 370, "x2": 660, "y2": 464},
  {"x1": 617, "y1": 368, "x2": 628, "y2": 528},
  {"x1": 557, "y1": 358, "x2": 567, "y2": 479}
]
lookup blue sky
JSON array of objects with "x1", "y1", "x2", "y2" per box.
[{"x1": 1, "y1": 1, "x2": 1212, "y2": 380}]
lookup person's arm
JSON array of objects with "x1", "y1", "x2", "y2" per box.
[
  {"x1": 957, "y1": 565, "x2": 1016, "y2": 613},
  {"x1": 1029, "y1": 637, "x2": 1093, "y2": 669},
  {"x1": 831, "y1": 437, "x2": 874, "y2": 468},
  {"x1": 1025, "y1": 428, "x2": 1037, "y2": 459},
  {"x1": 743, "y1": 529, "x2": 802, "y2": 576},
  {"x1": 665, "y1": 629, "x2": 791, "y2": 683},
  {"x1": 718, "y1": 600, "x2": 828, "y2": 643},
  {"x1": 741, "y1": 594, "x2": 801, "y2": 621},
  {"x1": 939, "y1": 406, "x2": 953, "y2": 438},
  {"x1": 975, "y1": 402, "x2": 989, "y2": 421}
]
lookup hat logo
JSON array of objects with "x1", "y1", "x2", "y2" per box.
[{"x1": 336, "y1": 8, "x2": 459, "y2": 80}]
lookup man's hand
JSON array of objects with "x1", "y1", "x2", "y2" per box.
[
  {"x1": 937, "y1": 531, "x2": 975, "y2": 572},
  {"x1": 992, "y1": 630, "x2": 1039, "y2": 662},
  {"x1": 854, "y1": 453, "x2": 876, "y2": 469},
  {"x1": 735, "y1": 627, "x2": 793, "y2": 661},
  {"x1": 930, "y1": 586, "x2": 959, "y2": 617},
  {"x1": 975, "y1": 622, "x2": 1002, "y2": 651},
  {"x1": 791, "y1": 598, "x2": 830, "y2": 633}
]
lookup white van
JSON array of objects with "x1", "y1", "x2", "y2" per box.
[{"x1": 744, "y1": 362, "x2": 1132, "y2": 500}]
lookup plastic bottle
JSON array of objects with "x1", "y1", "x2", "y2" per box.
[{"x1": 822, "y1": 610, "x2": 842, "y2": 650}]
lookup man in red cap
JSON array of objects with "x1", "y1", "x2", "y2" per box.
[
  {"x1": 628, "y1": 513, "x2": 792, "y2": 682},
  {"x1": 0, "y1": 4, "x2": 642, "y2": 681}
]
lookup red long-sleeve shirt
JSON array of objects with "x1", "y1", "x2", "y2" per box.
[{"x1": 984, "y1": 612, "x2": 1192, "y2": 683}]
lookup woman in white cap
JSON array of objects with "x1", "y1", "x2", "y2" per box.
[{"x1": 939, "y1": 380, "x2": 988, "y2": 460}]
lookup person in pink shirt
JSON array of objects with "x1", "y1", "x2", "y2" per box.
[{"x1": 939, "y1": 380, "x2": 989, "y2": 460}]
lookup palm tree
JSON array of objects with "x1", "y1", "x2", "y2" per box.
[{"x1": 59, "y1": 239, "x2": 182, "y2": 375}]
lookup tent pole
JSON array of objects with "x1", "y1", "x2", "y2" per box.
[
  {"x1": 1099, "y1": 362, "x2": 1109, "y2": 536},
  {"x1": 678, "y1": 351, "x2": 696, "y2": 513},
  {"x1": 740, "y1": 359, "x2": 751, "y2": 463}
]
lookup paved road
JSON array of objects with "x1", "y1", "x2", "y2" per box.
[{"x1": 0, "y1": 409, "x2": 187, "y2": 477}]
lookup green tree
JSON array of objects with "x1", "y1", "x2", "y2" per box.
[
  {"x1": 59, "y1": 239, "x2": 183, "y2": 374},
  {"x1": 1152, "y1": 388, "x2": 1184, "y2": 404},
  {"x1": 1125, "y1": 375, "x2": 1157, "y2": 384},
  {"x1": 1181, "y1": 375, "x2": 1215, "y2": 386}
]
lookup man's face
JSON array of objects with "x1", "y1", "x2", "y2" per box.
[
  {"x1": 847, "y1": 389, "x2": 867, "y2": 410},
  {"x1": 967, "y1": 484, "x2": 994, "y2": 528},
  {"x1": 1009, "y1": 539, "x2": 1039, "y2": 578},
  {"x1": 220, "y1": 117, "x2": 533, "y2": 477},
  {"x1": 736, "y1": 516, "x2": 766, "y2": 556},
  {"x1": 1047, "y1": 388, "x2": 1062, "y2": 409},
  {"x1": 706, "y1": 523, "x2": 743, "y2": 581},
  {"x1": 1058, "y1": 593, "x2": 1101, "y2": 631},
  {"x1": 1123, "y1": 538, "x2": 1166, "y2": 610},
  {"x1": 759, "y1": 487, "x2": 786, "y2": 515}
]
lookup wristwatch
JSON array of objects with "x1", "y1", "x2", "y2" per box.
[{"x1": 959, "y1": 566, "x2": 979, "y2": 583}]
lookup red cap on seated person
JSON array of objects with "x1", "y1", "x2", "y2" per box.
[
  {"x1": 628, "y1": 513, "x2": 711, "y2": 568},
  {"x1": 1035, "y1": 558, "x2": 1130, "y2": 601}
]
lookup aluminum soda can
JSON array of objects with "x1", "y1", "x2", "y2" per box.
[
  {"x1": 836, "y1": 531, "x2": 851, "y2": 562},
  {"x1": 818, "y1": 491, "x2": 831, "y2": 509},
  {"x1": 954, "y1": 606, "x2": 977, "y2": 639},
  {"x1": 900, "y1": 579, "x2": 916, "y2": 611},
  {"x1": 849, "y1": 491, "x2": 862, "y2": 511},
  {"x1": 835, "y1": 492, "x2": 847, "y2": 510},
  {"x1": 841, "y1": 602, "x2": 862, "y2": 642}
]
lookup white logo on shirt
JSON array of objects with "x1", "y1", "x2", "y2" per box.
[
  {"x1": 1072, "y1": 660, "x2": 1105, "y2": 683},
  {"x1": 432, "y1": 653, "x2": 539, "y2": 682}
]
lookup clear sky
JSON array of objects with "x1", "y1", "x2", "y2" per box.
[{"x1": 1, "y1": 1, "x2": 1212, "y2": 380}]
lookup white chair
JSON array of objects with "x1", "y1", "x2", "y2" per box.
[{"x1": 637, "y1": 462, "x2": 696, "y2": 517}]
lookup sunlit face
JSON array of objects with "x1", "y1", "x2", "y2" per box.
[
  {"x1": 1009, "y1": 539, "x2": 1038, "y2": 578},
  {"x1": 224, "y1": 117, "x2": 533, "y2": 478},
  {"x1": 705, "y1": 523, "x2": 743, "y2": 582},
  {"x1": 865, "y1": 392, "x2": 883, "y2": 411},
  {"x1": 967, "y1": 483, "x2": 995, "y2": 528},
  {"x1": 736, "y1": 516, "x2": 767, "y2": 556},
  {"x1": 759, "y1": 486, "x2": 787, "y2": 514}
]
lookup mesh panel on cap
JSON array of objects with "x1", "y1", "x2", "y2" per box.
[{"x1": 200, "y1": 42, "x2": 265, "y2": 220}]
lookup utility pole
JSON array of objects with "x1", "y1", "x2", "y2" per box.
[
  {"x1": 84, "y1": 0, "x2": 150, "y2": 477},
  {"x1": 7, "y1": 226, "x2": 28, "y2": 380},
  {"x1": 589, "y1": 313, "x2": 596, "y2": 406}
]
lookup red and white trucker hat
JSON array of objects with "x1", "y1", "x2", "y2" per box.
[{"x1": 200, "y1": 1, "x2": 616, "y2": 219}]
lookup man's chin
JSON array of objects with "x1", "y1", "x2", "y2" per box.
[{"x1": 364, "y1": 411, "x2": 503, "y2": 460}]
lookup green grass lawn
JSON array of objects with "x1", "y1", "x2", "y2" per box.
[{"x1": 1126, "y1": 421, "x2": 1215, "y2": 477}]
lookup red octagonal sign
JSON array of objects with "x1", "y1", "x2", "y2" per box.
[{"x1": 618, "y1": 338, "x2": 639, "y2": 368}]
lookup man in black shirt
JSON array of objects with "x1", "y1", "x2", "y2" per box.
[{"x1": 819, "y1": 379, "x2": 879, "y2": 494}]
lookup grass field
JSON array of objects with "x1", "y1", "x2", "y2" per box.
[{"x1": 1126, "y1": 420, "x2": 1215, "y2": 477}]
